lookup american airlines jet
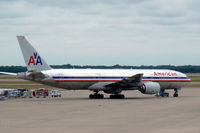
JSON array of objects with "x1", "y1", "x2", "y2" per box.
[{"x1": 0, "y1": 36, "x2": 191, "y2": 99}]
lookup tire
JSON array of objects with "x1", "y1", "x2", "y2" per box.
[
  {"x1": 98, "y1": 94, "x2": 104, "y2": 99},
  {"x1": 110, "y1": 95, "x2": 116, "y2": 99},
  {"x1": 89, "y1": 94, "x2": 104, "y2": 99},
  {"x1": 110, "y1": 94, "x2": 125, "y2": 99},
  {"x1": 173, "y1": 94, "x2": 178, "y2": 97},
  {"x1": 89, "y1": 94, "x2": 94, "y2": 99},
  {"x1": 120, "y1": 95, "x2": 124, "y2": 99}
]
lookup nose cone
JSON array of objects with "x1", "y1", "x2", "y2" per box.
[
  {"x1": 186, "y1": 74, "x2": 192, "y2": 82},
  {"x1": 175, "y1": 71, "x2": 192, "y2": 83},
  {"x1": 182, "y1": 72, "x2": 192, "y2": 83}
]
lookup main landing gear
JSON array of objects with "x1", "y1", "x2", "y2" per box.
[
  {"x1": 89, "y1": 91, "x2": 104, "y2": 99},
  {"x1": 110, "y1": 94, "x2": 125, "y2": 99},
  {"x1": 89, "y1": 91, "x2": 125, "y2": 99}
]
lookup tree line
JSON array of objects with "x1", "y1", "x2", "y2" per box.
[{"x1": 0, "y1": 64, "x2": 200, "y2": 73}]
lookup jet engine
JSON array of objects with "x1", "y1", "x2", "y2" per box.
[{"x1": 139, "y1": 82, "x2": 160, "y2": 94}]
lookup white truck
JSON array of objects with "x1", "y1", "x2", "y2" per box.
[{"x1": 50, "y1": 90, "x2": 61, "y2": 97}]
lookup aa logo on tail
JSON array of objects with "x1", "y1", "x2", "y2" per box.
[{"x1": 28, "y1": 52, "x2": 43, "y2": 65}]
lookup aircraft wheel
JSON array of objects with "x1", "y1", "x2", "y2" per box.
[
  {"x1": 89, "y1": 94, "x2": 93, "y2": 99},
  {"x1": 89, "y1": 94, "x2": 104, "y2": 99},
  {"x1": 110, "y1": 94, "x2": 125, "y2": 99},
  {"x1": 173, "y1": 94, "x2": 178, "y2": 97},
  {"x1": 173, "y1": 89, "x2": 179, "y2": 97}
]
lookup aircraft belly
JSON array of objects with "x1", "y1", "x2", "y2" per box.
[
  {"x1": 56, "y1": 82, "x2": 93, "y2": 90},
  {"x1": 159, "y1": 82, "x2": 189, "y2": 90},
  {"x1": 40, "y1": 79, "x2": 94, "y2": 90},
  {"x1": 60, "y1": 82, "x2": 93, "y2": 90}
]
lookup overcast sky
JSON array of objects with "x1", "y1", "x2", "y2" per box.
[{"x1": 0, "y1": 0, "x2": 199, "y2": 66}]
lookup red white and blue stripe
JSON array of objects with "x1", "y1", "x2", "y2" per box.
[{"x1": 53, "y1": 76, "x2": 191, "y2": 83}]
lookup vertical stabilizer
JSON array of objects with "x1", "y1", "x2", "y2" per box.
[{"x1": 17, "y1": 36, "x2": 51, "y2": 72}]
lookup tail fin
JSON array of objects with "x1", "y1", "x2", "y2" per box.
[{"x1": 17, "y1": 36, "x2": 51, "y2": 72}]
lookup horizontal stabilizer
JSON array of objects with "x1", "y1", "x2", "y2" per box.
[{"x1": 0, "y1": 72, "x2": 17, "y2": 76}]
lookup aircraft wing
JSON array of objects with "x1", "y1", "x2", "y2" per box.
[
  {"x1": 89, "y1": 73, "x2": 143, "y2": 90},
  {"x1": 0, "y1": 72, "x2": 17, "y2": 76},
  {"x1": 105, "y1": 73, "x2": 143, "y2": 88}
]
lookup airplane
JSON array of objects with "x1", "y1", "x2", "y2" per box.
[{"x1": 0, "y1": 36, "x2": 191, "y2": 99}]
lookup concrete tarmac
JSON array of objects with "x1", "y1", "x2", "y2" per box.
[{"x1": 0, "y1": 88, "x2": 200, "y2": 133}]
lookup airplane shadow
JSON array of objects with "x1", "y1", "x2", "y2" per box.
[
  {"x1": 10, "y1": 95, "x2": 190, "y2": 102},
  {"x1": 55, "y1": 96, "x2": 169, "y2": 101}
]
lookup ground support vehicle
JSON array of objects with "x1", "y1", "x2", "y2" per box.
[
  {"x1": 33, "y1": 89, "x2": 49, "y2": 98},
  {"x1": 50, "y1": 90, "x2": 61, "y2": 97}
]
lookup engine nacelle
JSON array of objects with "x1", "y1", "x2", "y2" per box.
[{"x1": 139, "y1": 82, "x2": 160, "y2": 95}]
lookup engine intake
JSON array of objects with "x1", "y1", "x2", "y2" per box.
[{"x1": 139, "y1": 82, "x2": 160, "y2": 94}]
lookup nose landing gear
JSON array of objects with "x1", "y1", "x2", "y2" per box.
[
  {"x1": 173, "y1": 89, "x2": 179, "y2": 97},
  {"x1": 157, "y1": 89, "x2": 180, "y2": 97}
]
